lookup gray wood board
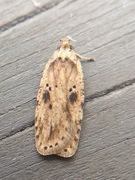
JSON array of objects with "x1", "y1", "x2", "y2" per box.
[{"x1": 0, "y1": 0, "x2": 135, "y2": 179}]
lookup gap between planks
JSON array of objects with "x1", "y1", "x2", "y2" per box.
[{"x1": 0, "y1": 0, "x2": 69, "y2": 33}]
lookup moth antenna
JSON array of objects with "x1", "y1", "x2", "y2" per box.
[{"x1": 66, "y1": 36, "x2": 76, "y2": 42}]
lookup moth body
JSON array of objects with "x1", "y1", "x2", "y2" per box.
[{"x1": 35, "y1": 37, "x2": 94, "y2": 157}]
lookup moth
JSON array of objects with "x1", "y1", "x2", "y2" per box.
[{"x1": 35, "y1": 37, "x2": 94, "y2": 157}]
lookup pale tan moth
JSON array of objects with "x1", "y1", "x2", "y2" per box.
[{"x1": 35, "y1": 37, "x2": 94, "y2": 157}]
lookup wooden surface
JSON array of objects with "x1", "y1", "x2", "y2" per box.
[{"x1": 0, "y1": 0, "x2": 135, "y2": 179}]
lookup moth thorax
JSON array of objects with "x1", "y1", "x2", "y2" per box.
[{"x1": 58, "y1": 50, "x2": 71, "y2": 62}]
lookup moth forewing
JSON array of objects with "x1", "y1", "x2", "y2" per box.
[{"x1": 35, "y1": 37, "x2": 94, "y2": 157}]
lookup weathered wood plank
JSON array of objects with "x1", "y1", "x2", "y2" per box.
[{"x1": 0, "y1": 84, "x2": 135, "y2": 180}]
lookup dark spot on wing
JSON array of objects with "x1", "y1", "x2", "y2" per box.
[
  {"x1": 61, "y1": 137, "x2": 64, "y2": 140},
  {"x1": 77, "y1": 129, "x2": 81, "y2": 134},
  {"x1": 70, "y1": 144, "x2": 73, "y2": 148},
  {"x1": 74, "y1": 137, "x2": 78, "y2": 142},
  {"x1": 49, "y1": 145, "x2": 53, "y2": 148},
  {"x1": 42, "y1": 90, "x2": 50, "y2": 103},
  {"x1": 69, "y1": 88, "x2": 72, "y2": 92},
  {"x1": 69, "y1": 92, "x2": 77, "y2": 103},
  {"x1": 44, "y1": 146, "x2": 47, "y2": 150},
  {"x1": 39, "y1": 124, "x2": 43, "y2": 131},
  {"x1": 36, "y1": 134, "x2": 39, "y2": 139},
  {"x1": 55, "y1": 143, "x2": 58, "y2": 146},
  {"x1": 49, "y1": 104, "x2": 52, "y2": 109},
  {"x1": 49, "y1": 87, "x2": 51, "y2": 91},
  {"x1": 64, "y1": 149, "x2": 67, "y2": 152},
  {"x1": 58, "y1": 57, "x2": 62, "y2": 61}
]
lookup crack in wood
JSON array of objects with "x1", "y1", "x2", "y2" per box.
[
  {"x1": 0, "y1": 121, "x2": 34, "y2": 141},
  {"x1": 89, "y1": 136, "x2": 135, "y2": 155},
  {"x1": 85, "y1": 78, "x2": 135, "y2": 102},
  {"x1": 0, "y1": 98, "x2": 36, "y2": 116},
  {"x1": 0, "y1": 0, "x2": 63, "y2": 33}
]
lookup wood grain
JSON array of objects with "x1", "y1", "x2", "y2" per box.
[{"x1": 0, "y1": 0, "x2": 135, "y2": 179}]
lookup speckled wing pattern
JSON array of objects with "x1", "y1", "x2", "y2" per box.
[{"x1": 35, "y1": 38, "x2": 94, "y2": 157}]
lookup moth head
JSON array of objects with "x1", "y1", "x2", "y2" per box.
[{"x1": 60, "y1": 37, "x2": 72, "y2": 49}]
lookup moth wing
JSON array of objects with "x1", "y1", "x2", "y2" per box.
[
  {"x1": 35, "y1": 56, "x2": 74, "y2": 156},
  {"x1": 56, "y1": 58, "x2": 84, "y2": 157},
  {"x1": 35, "y1": 53, "x2": 84, "y2": 157},
  {"x1": 35, "y1": 57, "x2": 62, "y2": 155}
]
